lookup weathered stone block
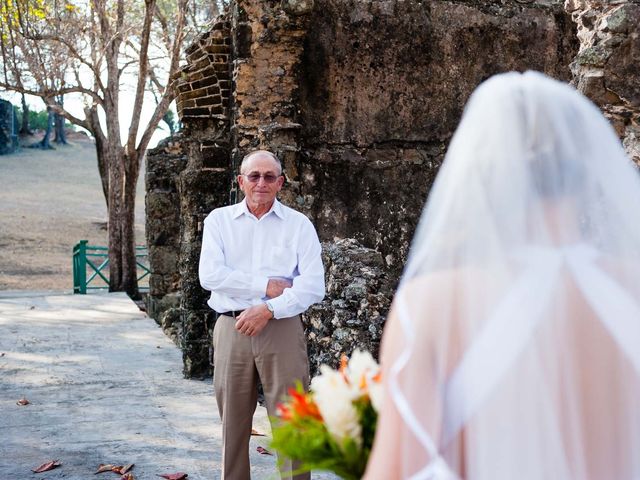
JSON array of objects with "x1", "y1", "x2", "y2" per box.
[
  {"x1": 182, "y1": 338, "x2": 211, "y2": 378},
  {"x1": 194, "y1": 96, "x2": 219, "y2": 107},
  {"x1": 176, "y1": 82, "x2": 192, "y2": 93},
  {"x1": 147, "y1": 222, "x2": 179, "y2": 247},
  {"x1": 201, "y1": 143, "x2": 230, "y2": 168},
  {"x1": 182, "y1": 312, "x2": 208, "y2": 341},
  {"x1": 209, "y1": 44, "x2": 231, "y2": 54},
  {"x1": 146, "y1": 192, "x2": 178, "y2": 219},
  {"x1": 281, "y1": 0, "x2": 314, "y2": 16},
  {"x1": 160, "y1": 306, "x2": 182, "y2": 345},
  {"x1": 213, "y1": 62, "x2": 230, "y2": 73},
  {"x1": 180, "y1": 86, "x2": 211, "y2": 102},
  {"x1": 234, "y1": 22, "x2": 253, "y2": 58},
  {"x1": 150, "y1": 246, "x2": 179, "y2": 275},
  {"x1": 182, "y1": 107, "x2": 214, "y2": 117},
  {"x1": 207, "y1": 85, "x2": 222, "y2": 96},
  {"x1": 149, "y1": 275, "x2": 165, "y2": 295}
]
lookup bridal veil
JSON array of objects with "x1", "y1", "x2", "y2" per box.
[{"x1": 365, "y1": 71, "x2": 640, "y2": 479}]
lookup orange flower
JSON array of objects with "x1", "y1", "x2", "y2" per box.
[
  {"x1": 277, "y1": 402, "x2": 293, "y2": 421},
  {"x1": 359, "y1": 374, "x2": 368, "y2": 391},
  {"x1": 286, "y1": 387, "x2": 323, "y2": 421},
  {"x1": 339, "y1": 354, "x2": 350, "y2": 384}
]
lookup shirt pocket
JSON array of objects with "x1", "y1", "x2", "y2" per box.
[{"x1": 269, "y1": 245, "x2": 297, "y2": 274}]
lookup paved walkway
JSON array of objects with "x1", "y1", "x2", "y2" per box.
[{"x1": 0, "y1": 291, "x2": 337, "y2": 480}]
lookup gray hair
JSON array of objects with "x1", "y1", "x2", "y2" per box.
[{"x1": 240, "y1": 150, "x2": 282, "y2": 175}]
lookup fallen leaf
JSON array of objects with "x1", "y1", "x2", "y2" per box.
[
  {"x1": 95, "y1": 464, "x2": 134, "y2": 475},
  {"x1": 256, "y1": 446, "x2": 273, "y2": 456},
  {"x1": 157, "y1": 473, "x2": 188, "y2": 480},
  {"x1": 32, "y1": 460, "x2": 61, "y2": 473},
  {"x1": 17, "y1": 397, "x2": 30, "y2": 406},
  {"x1": 120, "y1": 474, "x2": 135, "y2": 480},
  {"x1": 114, "y1": 464, "x2": 134, "y2": 475},
  {"x1": 95, "y1": 464, "x2": 116, "y2": 473},
  {"x1": 251, "y1": 428, "x2": 266, "y2": 436}
]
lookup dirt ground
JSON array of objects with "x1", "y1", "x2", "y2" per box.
[{"x1": 0, "y1": 133, "x2": 146, "y2": 290}]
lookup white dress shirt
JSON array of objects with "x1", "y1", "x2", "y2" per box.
[{"x1": 198, "y1": 199, "x2": 325, "y2": 319}]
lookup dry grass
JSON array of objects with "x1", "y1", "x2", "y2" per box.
[{"x1": 0, "y1": 132, "x2": 146, "y2": 290}]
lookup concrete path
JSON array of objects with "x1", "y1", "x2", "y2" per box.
[{"x1": 0, "y1": 292, "x2": 338, "y2": 480}]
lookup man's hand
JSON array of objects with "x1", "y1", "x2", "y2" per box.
[
  {"x1": 266, "y1": 278, "x2": 292, "y2": 298},
  {"x1": 235, "y1": 304, "x2": 272, "y2": 337}
]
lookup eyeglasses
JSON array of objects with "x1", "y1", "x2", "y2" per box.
[{"x1": 243, "y1": 173, "x2": 281, "y2": 184}]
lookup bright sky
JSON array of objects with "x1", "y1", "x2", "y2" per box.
[{"x1": 7, "y1": 86, "x2": 174, "y2": 150}]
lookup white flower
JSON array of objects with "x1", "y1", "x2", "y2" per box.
[
  {"x1": 346, "y1": 350, "x2": 377, "y2": 390},
  {"x1": 345, "y1": 349, "x2": 383, "y2": 411},
  {"x1": 368, "y1": 377, "x2": 384, "y2": 412},
  {"x1": 311, "y1": 365, "x2": 362, "y2": 446}
]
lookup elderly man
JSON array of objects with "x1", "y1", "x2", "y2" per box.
[{"x1": 199, "y1": 150, "x2": 325, "y2": 480}]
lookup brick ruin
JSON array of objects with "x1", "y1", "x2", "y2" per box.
[{"x1": 146, "y1": 0, "x2": 639, "y2": 378}]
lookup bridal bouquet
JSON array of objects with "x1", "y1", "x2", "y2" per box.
[{"x1": 271, "y1": 349, "x2": 383, "y2": 480}]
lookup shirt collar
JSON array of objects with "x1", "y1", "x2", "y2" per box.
[{"x1": 232, "y1": 198, "x2": 285, "y2": 220}]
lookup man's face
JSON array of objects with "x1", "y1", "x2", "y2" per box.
[{"x1": 238, "y1": 154, "x2": 284, "y2": 207}]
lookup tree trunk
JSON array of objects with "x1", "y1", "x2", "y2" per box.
[
  {"x1": 106, "y1": 147, "x2": 140, "y2": 298},
  {"x1": 53, "y1": 96, "x2": 67, "y2": 144},
  {"x1": 54, "y1": 113, "x2": 67, "y2": 144},
  {"x1": 20, "y1": 94, "x2": 32, "y2": 135},
  {"x1": 87, "y1": 108, "x2": 110, "y2": 209},
  {"x1": 37, "y1": 109, "x2": 55, "y2": 149}
]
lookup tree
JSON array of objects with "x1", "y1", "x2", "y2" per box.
[
  {"x1": 33, "y1": 105, "x2": 54, "y2": 149},
  {"x1": 161, "y1": 108, "x2": 176, "y2": 135},
  {"x1": 53, "y1": 96, "x2": 67, "y2": 145},
  {"x1": 0, "y1": 0, "x2": 215, "y2": 296},
  {"x1": 19, "y1": 93, "x2": 32, "y2": 135}
]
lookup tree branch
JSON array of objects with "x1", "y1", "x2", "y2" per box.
[
  {"x1": 45, "y1": 101, "x2": 91, "y2": 131},
  {"x1": 23, "y1": 32, "x2": 106, "y2": 93},
  {"x1": 136, "y1": 0, "x2": 187, "y2": 156},
  {"x1": 126, "y1": 0, "x2": 156, "y2": 154}
]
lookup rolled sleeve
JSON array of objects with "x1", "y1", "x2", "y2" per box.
[{"x1": 252, "y1": 276, "x2": 270, "y2": 298}]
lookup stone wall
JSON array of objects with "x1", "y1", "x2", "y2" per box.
[
  {"x1": 566, "y1": 0, "x2": 640, "y2": 163},
  {"x1": 144, "y1": 0, "x2": 640, "y2": 377},
  {"x1": 145, "y1": 136, "x2": 187, "y2": 342},
  {"x1": 294, "y1": 0, "x2": 577, "y2": 273},
  {"x1": 304, "y1": 239, "x2": 393, "y2": 373},
  {"x1": 228, "y1": 0, "x2": 312, "y2": 200}
]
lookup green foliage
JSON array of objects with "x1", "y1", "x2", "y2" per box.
[
  {"x1": 14, "y1": 107, "x2": 72, "y2": 131},
  {"x1": 28, "y1": 109, "x2": 50, "y2": 130},
  {"x1": 354, "y1": 396, "x2": 378, "y2": 464},
  {"x1": 161, "y1": 109, "x2": 177, "y2": 133}
]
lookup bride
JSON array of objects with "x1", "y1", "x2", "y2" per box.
[{"x1": 364, "y1": 71, "x2": 640, "y2": 479}]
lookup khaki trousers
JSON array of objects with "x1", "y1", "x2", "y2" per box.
[{"x1": 213, "y1": 313, "x2": 311, "y2": 480}]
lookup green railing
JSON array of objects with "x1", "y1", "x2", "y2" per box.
[{"x1": 72, "y1": 240, "x2": 150, "y2": 294}]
